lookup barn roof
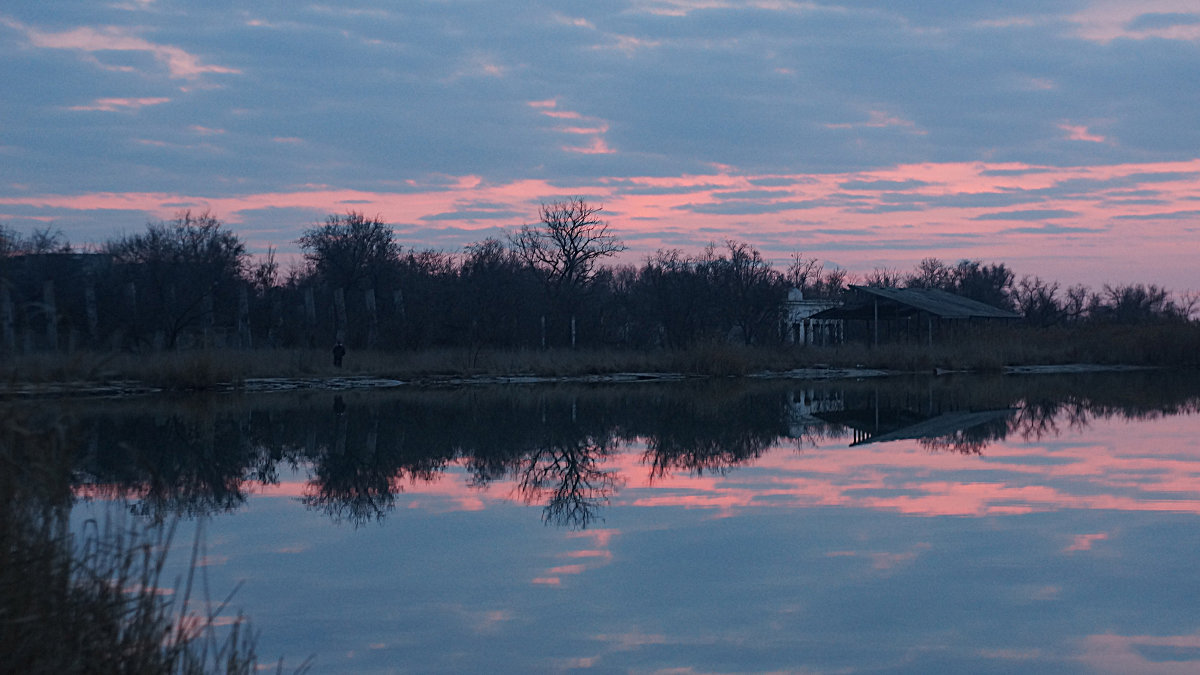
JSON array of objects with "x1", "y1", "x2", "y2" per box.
[{"x1": 815, "y1": 285, "x2": 1020, "y2": 320}]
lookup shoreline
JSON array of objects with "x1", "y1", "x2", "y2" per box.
[{"x1": 0, "y1": 363, "x2": 1169, "y2": 400}]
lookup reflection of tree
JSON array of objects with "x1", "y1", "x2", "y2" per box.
[
  {"x1": 75, "y1": 408, "x2": 278, "y2": 521},
  {"x1": 917, "y1": 415, "x2": 1012, "y2": 455},
  {"x1": 302, "y1": 407, "x2": 451, "y2": 527},
  {"x1": 25, "y1": 370, "x2": 1200, "y2": 529},
  {"x1": 631, "y1": 383, "x2": 790, "y2": 480},
  {"x1": 302, "y1": 415, "x2": 395, "y2": 525},
  {"x1": 513, "y1": 437, "x2": 622, "y2": 530}
]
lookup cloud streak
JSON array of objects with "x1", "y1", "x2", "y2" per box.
[{"x1": 1, "y1": 2, "x2": 1198, "y2": 291}]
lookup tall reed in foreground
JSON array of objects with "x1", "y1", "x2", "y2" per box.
[{"x1": 0, "y1": 407, "x2": 291, "y2": 673}]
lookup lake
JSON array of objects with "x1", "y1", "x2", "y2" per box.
[{"x1": 44, "y1": 371, "x2": 1200, "y2": 672}]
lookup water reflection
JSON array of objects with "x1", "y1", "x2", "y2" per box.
[{"x1": 17, "y1": 370, "x2": 1200, "y2": 528}]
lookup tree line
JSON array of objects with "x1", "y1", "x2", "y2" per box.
[{"x1": 0, "y1": 199, "x2": 1195, "y2": 352}]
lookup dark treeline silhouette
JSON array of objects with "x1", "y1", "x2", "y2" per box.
[
  {"x1": 18, "y1": 372, "x2": 1200, "y2": 529},
  {"x1": 0, "y1": 205, "x2": 1195, "y2": 354}
]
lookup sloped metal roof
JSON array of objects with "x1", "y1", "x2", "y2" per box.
[{"x1": 842, "y1": 285, "x2": 1021, "y2": 319}]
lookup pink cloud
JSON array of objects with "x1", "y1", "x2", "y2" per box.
[
  {"x1": 10, "y1": 19, "x2": 239, "y2": 79},
  {"x1": 563, "y1": 138, "x2": 615, "y2": 154},
  {"x1": 1071, "y1": 1, "x2": 1200, "y2": 42},
  {"x1": 826, "y1": 109, "x2": 927, "y2": 134},
  {"x1": 1060, "y1": 123, "x2": 1107, "y2": 143},
  {"x1": 67, "y1": 97, "x2": 170, "y2": 111},
  {"x1": 6, "y1": 158, "x2": 1199, "y2": 290},
  {"x1": 1080, "y1": 631, "x2": 1200, "y2": 674},
  {"x1": 1064, "y1": 533, "x2": 1109, "y2": 552}
]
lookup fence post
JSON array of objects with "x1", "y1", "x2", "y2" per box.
[
  {"x1": 237, "y1": 285, "x2": 251, "y2": 349},
  {"x1": 304, "y1": 287, "x2": 317, "y2": 347},
  {"x1": 84, "y1": 279, "x2": 99, "y2": 344},
  {"x1": 333, "y1": 287, "x2": 346, "y2": 344},
  {"x1": 43, "y1": 280, "x2": 57, "y2": 352},
  {"x1": 0, "y1": 285, "x2": 14, "y2": 353},
  {"x1": 365, "y1": 287, "x2": 378, "y2": 348}
]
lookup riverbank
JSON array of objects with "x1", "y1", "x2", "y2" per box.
[{"x1": 0, "y1": 334, "x2": 1191, "y2": 398}]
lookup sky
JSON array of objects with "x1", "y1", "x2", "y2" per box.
[{"x1": 2, "y1": 0, "x2": 1199, "y2": 291}]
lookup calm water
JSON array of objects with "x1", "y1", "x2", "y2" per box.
[{"x1": 53, "y1": 372, "x2": 1200, "y2": 673}]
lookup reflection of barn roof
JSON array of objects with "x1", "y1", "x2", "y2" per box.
[
  {"x1": 816, "y1": 407, "x2": 1017, "y2": 446},
  {"x1": 814, "y1": 285, "x2": 1020, "y2": 320}
]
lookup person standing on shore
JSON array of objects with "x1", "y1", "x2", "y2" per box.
[{"x1": 332, "y1": 342, "x2": 346, "y2": 367}]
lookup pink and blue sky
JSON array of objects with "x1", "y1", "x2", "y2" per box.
[{"x1": 2, "y1": 1, "x2": 1198, "y2": 290}]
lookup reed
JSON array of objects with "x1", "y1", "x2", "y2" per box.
[
  {"x1": 0, "y1": 321, "x2": 1195, "y2": 391},
  {"x1": 0, "y1": 407, "x2": 288, "y2": 673}
]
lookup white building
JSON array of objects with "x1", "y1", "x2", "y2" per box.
[{"x1": 782, "y1": 288, "x2": 843, "y2": 345}]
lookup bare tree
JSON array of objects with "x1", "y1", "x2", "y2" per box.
[
  {"x1": 785, "y1": 252, "x2": 823, "y2": 292},
  {"x1": 510, "y1": 199, "x2": 625, "y2": 295},
  {"x1": 863, "y1": 267, "x2": 903, "y2": 288},
  {"x1": 905, "y1": 257, "x2": 952, "y2": 289},
  {"x1": 1014, "y1": 275, "x2": 1063, "y2": 326},
  {"x1": 104, "y1": 210, "x2": 247, "y2": 349},
  {"x1": 510, "y1": 198, "x2": 625, "y2": 347}
]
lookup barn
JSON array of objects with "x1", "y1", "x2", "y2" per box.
[{"x1": 811, "y1": 285, "x2": 1020, "y2": 346}]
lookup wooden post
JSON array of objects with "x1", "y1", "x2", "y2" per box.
[
  {"x1": 203, "y1": 292, "x2": 214, "y2": 348},
  {"x1": 304, "y1": 287, "x2": 317, "y2": 347},
  {"x1": 0, "y1": 286, "x2": 14, "y2": 353},
  {"x1": 365, "y1": 287, "x2": 378, "y2": 348},
  {"x1": 84, "y1": 280, "x2": 99, "y2": 343},
  {"x1": 269, "y1": 297, "x2": 282, "y2": 347},
  {"x1": 333, "y1": 287, "x2": 346, "y2": 344},
  {"x1": 43, "y1": 280, "x2": 57, "y2": 352},
  {"x1": 393, "y1": 289, "x2": 405, "y2": 319},
  {"x1": 237, "y1": 285, "x2": 250, "y2": 349},
  {"x1": 873, "y1": 298, "x2": 879, "y2": 348}
]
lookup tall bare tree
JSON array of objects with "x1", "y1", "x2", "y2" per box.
[{"x1": 510, "y1": 199, "x2": 625, "y2": 347}]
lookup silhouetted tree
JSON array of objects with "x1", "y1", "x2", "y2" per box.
[
  {"x1": 1014, "y1": 276, "x2": 1064, "y2": 326},
  {"x1": 863, "y1": 267, "x2": 903, "y2": 288},
  {"x1": 297, "y1": 212, "x2": 401, "y2": 291},
  {"x1": 103, "y1": 211, "x2": 247, "y2": 349},
  {"x1": 1087, "y1": 283, "x2": 1186, "y2": 324},
  {"x1": 905, "y1": 257, "x2": 953, "y2": 290},
  {"x1": 709, "y1": 240, "x2": 785, "y2": 344},
  {"x1": 510, "y1": 198, "x2": 625, "y2": 347},
  {"x1": 951, "y1": 260, "x2": 1015, "y2": 310}
]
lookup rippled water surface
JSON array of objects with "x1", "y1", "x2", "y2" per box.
[{"x1": 56, "y1": 372, "x2": 1200, "y2": 673}]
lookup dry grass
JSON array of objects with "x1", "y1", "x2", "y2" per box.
[
  {"x1": 0, "y1": 321, "x2": 1196, "y2": 391},
  {"x1": 0, "y1": 407, "x2": 287, "y2": 674}
]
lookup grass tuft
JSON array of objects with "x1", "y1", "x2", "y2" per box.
[{"x1": 0, "y1": 406, "x2": 297, "y2": 673}]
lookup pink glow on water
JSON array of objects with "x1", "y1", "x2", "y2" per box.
[
  {"x1": 80, "y1": 411, "x2": 1200, "y2": 523},
  {"x1": 214, "y1": 412, "x2": 1200, "y2": 521}
]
